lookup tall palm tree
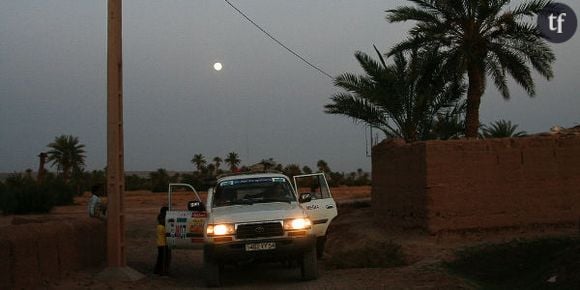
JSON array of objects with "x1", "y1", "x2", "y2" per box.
[
  {"x1": 325, "y1": 46, "x2": 465, "y2": 142},
  {"x1": 191, "y1": 154, "x2": 206, "y2": 172},
  {"x1": 47, "y1": 135, "x2": 86, "y2": 182},
  {"x1": 224, "y1": 152, "x2": 241, "y2": 172},
  {"x1": 481, "y1": 119, "x2": 527, "y2": 138},
  {"x1": 386, "y1": 0, "x2": 555, "y2": 137}
]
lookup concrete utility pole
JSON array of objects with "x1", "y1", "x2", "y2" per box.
[
  {"x1": 100, "y1": 1, "x2": 142, "y2": 280},
  {"x1": 107, "y1": 0, "x2": 125, "y2": 268}
]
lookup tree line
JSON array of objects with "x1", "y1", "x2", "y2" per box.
[{"x1": 0, "y1": 135, "x2": 373, "y2": 215}]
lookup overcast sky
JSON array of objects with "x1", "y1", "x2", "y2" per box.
[{"x1": 1, "y1": 0, "x2": 579, "y2": 173}]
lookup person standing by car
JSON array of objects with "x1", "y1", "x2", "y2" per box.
[{"x1": 154, "y1": 206, "x2": 171, "y2": 276}]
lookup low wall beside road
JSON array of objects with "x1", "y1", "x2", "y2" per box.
[{"x1": 0, "y1": 217, "x2": 106, "y2": 289}]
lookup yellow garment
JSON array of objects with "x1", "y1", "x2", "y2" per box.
[{"x1": 157, "y1": 224, "x2": 167, "y2": 246}]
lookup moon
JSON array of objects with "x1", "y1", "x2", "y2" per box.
[{"x1": 213, "y1": 62, "x2": 223, "y2": 71}]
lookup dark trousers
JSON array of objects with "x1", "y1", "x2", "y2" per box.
[{"x1": 154, "y1": 246, "x2": 171, "y2": 275}]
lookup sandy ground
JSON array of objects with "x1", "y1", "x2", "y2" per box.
[
  {"x1": 4, "y1": 186, "x2": 576, "y2": 289},
  {"x1": 5, "y1": 187, "x2": 472, "y2": 289}
]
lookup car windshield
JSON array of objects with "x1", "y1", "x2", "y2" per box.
[{"x1": 213, "y1": 177, "x2": 296, "y2": 207}]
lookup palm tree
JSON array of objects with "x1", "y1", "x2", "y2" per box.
[
  {"x1": 481, "y1": 119, "x2": 527, "y2": 138},
  {"x1": 431, "y1": 101, "x2": 466, "y2": 139},
  {"x1": 47, "y1": 135, "x2": 86, "y2": 182},
  {"x1": 212, "y1": 157, "x2": 223, "y2": 172},
  {"x1": 191, "y1": 154, "x2": 206, "y2": 172},
  {"x1": 224, "y1": 152, "x2": 241, "y2": 172},
  {"x1": 325, "y1": 46, "x2": 465, "y2": 142},
  {"x1": 386, "y1": 0, "x2": 555, "y2": 137},
  {"x1": 260, "y1": 158, "x2": 276, "y2": 171}
]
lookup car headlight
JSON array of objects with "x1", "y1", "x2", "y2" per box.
[
  {"x1": 284, "y1": 218, "x2": 312, "y2": 230},
  {"x1": 207, "y1": 223, "x2": 235, "y2": 236}
]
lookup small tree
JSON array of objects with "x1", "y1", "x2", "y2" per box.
[
  {"x1": 481, "y1": 120, "x2": 527, "y2": 138},
  {"x1": 283, "y1": 164, "x2": 302, "y2": 178}
]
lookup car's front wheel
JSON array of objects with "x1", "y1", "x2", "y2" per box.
[
  {"x1": 316, "y1": 236, "x2": 327, "y2": 259},
  {"x1": 300, "y1": 245, "x2": 318, "y2": 281},
  {"x1": 204, "y1": 253, "x2": 221, "y2": 287}
]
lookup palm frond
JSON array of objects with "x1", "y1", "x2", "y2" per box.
[
  {"x1": 511, "y1": 0, "x2": 552, "y2": 17},
  {"x1": 489, "y1": 44, "x2": 535, "y2": 96}
]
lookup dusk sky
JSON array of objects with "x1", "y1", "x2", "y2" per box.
[{"x1": 1, "y1": 0, "x2": 579, "y2": 173}]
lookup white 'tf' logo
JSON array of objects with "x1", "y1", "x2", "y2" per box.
[{"x1": 548, "y1": 13, "x2": 567, "y2": 33}]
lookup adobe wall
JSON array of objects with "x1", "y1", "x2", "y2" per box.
[
  {"x1": 372, "y1": 139, "x2": 428, "y2": 229},
  {"x1": 372, "y1": 135, "x2": 580, "y2": 234},
  {"x1": 0, "y1": 218, "x2": 106, "y2": 289}
]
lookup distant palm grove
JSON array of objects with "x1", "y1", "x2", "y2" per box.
[
  {"x1": 326, "y1": 0, "x2": 555, "y2": 141},
  {"x1": 1, "y1": 134, "x2": 372, "y2": 215}
]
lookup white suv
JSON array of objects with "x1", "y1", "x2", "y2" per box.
[{"x1": 164, "y1": 172, "x2": 337, "y2": 287}]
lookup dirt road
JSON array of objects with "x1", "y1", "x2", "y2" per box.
[{"x1": 42, "y1": 188, "x2": 469, "y2": 289}]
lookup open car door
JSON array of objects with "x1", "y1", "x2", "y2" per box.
[
  {"x1": 293, "y1": 173, "x2": 337, "y2": 237},
  {"x1": 165, "y1": 183, "x2": 207, "y2": 249}
]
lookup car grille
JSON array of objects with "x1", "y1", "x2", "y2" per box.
[{"x1": 236, "y1": 222, "x2": 283, "y2": 239}]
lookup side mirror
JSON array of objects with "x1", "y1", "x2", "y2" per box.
[
  {"x1": 187, "y1": 201, "x2": 206, "y2": 211},
  {"x1": 299, "y1": 193, "x2": 312, "y2": 203}
]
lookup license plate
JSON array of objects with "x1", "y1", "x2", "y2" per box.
[{"x1": 245, "y1": 242, "x2": 276, "y2": 251}]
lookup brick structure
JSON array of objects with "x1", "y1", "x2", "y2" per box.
[
  {"x1": 0, "y1": 218, "x2": 106, "y2": 289},
  {"x1": 372, "y1": 135, "x2": 580, "y2": 234}
]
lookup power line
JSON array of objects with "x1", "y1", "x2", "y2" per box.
[{"x1": 224, "y1": 0, "x2": 334, "y2": 80}]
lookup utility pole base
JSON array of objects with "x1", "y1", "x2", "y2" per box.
[{"x1": 97, "y1": 266, "x2": 145, "y2": 282}]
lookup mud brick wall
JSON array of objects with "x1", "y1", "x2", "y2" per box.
[
  {"x1": 372, "y1": 140, "x2": 428, "y2": 229},
  {"x1": 372, "y1": 135, "x2": 580, "y2": 234},
  {"x1": 0, "y1": 218, "x2": 106, "y2": 289}
]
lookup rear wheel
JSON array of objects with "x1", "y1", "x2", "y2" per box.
[
  {"x1": 300, "y1": 245, "x2": 318, "y2": 281},
  {"x1": 204, "y1": 254, "x2": 221, "y2": 287}
]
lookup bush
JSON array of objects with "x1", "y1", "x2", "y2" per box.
[
  {"x1": 45, "y1": 177, "x2": 75, "y2": 206},
  {"x1": 125, "y1": 174, "x2": 150, "y2": 191},
  {"x1": 326, "y1": 240, "x2": 406, "y2": 269},
  {"x1": 0, "y1": 173, "x2": 76, "y2": 214}
]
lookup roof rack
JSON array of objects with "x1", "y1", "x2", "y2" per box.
[{"x1": 216, "y1": 170, "x2": 283, "y2": 180}]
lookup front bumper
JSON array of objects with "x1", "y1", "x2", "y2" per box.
[{"x1": 205, "y1": 235, "x2": 316, "y2": 262}]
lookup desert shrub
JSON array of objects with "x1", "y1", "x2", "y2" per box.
[
  {"x1": 45, "y1": 176, "x2": 75, "y2": 206},
  {"x1": 446, "y1": 237, "x2": 580, "y2": 289},
  {"x1": 125, "y1": 174, "x2": 150, "y2": 191},
  {"x1": 0, "y1": 173, "x2": 76, "y2": 214},
  {"x1": 0, "y1": 174, "x2": 53, "y2": 214},
  {"x1": 326, "y1": 240, "x2": 406, "y2": 269}
]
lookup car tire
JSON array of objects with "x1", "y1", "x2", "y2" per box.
[
  {"x1": 204, "y1": 254, "x2": 221, "y2": 287},
  {"x1": 316, "y1": 236, "x2": 327, "y2": 259},
  {"x1": 300, "y1": 245, "x2": 318, "y2": 281}
]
